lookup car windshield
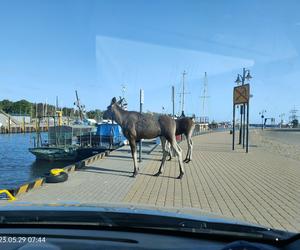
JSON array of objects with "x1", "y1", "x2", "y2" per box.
[{"x1": 0, "y1": 0, "x2": 299, "y2": 237}]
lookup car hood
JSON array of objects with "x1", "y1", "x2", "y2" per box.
[
  {"x1": 1, "y1": 201, "x2": 297, "y2": 243},
  {"x1": 0, "y1": 201, "x2": 262, "y2": 228}
]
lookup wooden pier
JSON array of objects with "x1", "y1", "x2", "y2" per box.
[{"x1": 0, "y1": 125, "x2": 48, "y2": 134}]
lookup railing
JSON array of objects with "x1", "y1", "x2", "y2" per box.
[{"x1": 78, "y1": 134, "x2": 125, "y2": 150}]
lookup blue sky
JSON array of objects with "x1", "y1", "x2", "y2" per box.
[{"x1": 0, "y1": 0, "x2": 299, "y2": 123}]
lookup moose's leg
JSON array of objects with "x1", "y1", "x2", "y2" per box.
[
  {"x1": 160, "y1": 139, "x2": 171, "y2": 161},
  {"x1": 154, "y1": 137, "x2": 169, "y2": 176},
  {"x1": 184, "y1": 138, "x2": 190, "y2": 163},
  {"x1": 168, "y1": 142, "x2": 176, "y2": 161},
  {"x1": 188, "y1": 138, "x2": 193, "y2": 161},
  {"x1": 184, "y1": 135, "x2": 192, "y2": 163},
  {"x1": 160, "y1": 138, "x2": 172, "y2": 162},
  {"x1": 170, "y1": 140, "x2": 184, "y2": 179},
  {"x1": 129, "y1": 140, "x2": 138, "y2": 177},
  {"x1": 186, "y1": 128, "x2": 194, "y2": 162},
  {"x1": 167, "y1": 142, "x2": 173, "y2": 161}
]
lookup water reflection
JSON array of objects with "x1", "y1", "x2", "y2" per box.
[{"x1": 0, "y1": 132, "x2": 76, "y2": 189}]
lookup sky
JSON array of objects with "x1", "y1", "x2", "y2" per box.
[{"x1": 0, "y1": 0, "x2": 300, "y2": 123}]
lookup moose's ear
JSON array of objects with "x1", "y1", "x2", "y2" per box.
[{"x1": 111, "y1": 97, "x2": 117, "y2": 104}]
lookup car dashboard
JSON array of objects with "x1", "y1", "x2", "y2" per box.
[{"x1": 0, "y1": 227, "x2": 299, "y2": 250}]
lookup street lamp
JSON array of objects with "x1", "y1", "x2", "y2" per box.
[
  {"x1": 245, "y1": 72, "x2": 252, "y2": 81},
  {"x1": 259, "y1": 110, "x2": 267, "y2": 130},
  {"x1": 235, "y1": 68, "x2": 252, "y2": 86},
  {"x1": 235, "y1": 68, "x2": 252, "y2": 145},
  {"x1": 235, "y1": 75, "x2": 242, "y2": 85}
]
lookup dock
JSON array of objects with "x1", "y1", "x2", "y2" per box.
[
  {"x1": 0, "y1": 125, "x2": 48, "y2": 134},
  {"x1": 2, "y1": 131, "x2": 299, "y2": 232}
]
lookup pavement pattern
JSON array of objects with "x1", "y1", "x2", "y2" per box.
[{"x1": 6, "y1": 131, "x2": 300, "y2": 232}]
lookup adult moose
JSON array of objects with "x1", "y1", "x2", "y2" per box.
[
  {"x1": 105, "y1": 97, "x2": 184, "y2": 179},
  {"x1": 168, "y1": 117, "x2": 195, "y2": 163}
]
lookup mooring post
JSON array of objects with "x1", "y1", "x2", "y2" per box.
[
  {"x1": 23, "y1": 116, "x2": 25, "y2": 133},
  {"x1": 8, "y1": 117, "x2": 11, "y2": 133},
  {"x1": 139, "y1": 89, "x2": 144, "y2": 162}
]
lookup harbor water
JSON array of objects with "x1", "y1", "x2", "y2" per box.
[{"x1": 0, "y1": 133, "x2": 73, "y2": 190}]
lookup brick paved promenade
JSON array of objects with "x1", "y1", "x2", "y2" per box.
[{"x1": 4, "y1": 131, "x2": 300, "y2": 232}]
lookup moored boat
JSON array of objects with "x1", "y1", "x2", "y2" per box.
[{"x1": 28, "y1": 124, "x2": 97, "y2": 161}]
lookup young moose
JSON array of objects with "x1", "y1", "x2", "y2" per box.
[
  {"x1": 105, "y1": 97, "x2": 185, "y2": 179},
  {"x1": 168, "y1": 117, "x2": 195, "y2": 162}
]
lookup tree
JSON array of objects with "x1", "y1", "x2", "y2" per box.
[
  {"x1": 292, "y1": 119, "x2": 299, "y2": 128},
  {"x1": 0, "y1": 99, "x2": 13, "y2": 113},
  {"x1": 86, "y1": 109, "x2": 103, "y2": 121},
  {"x1": 0, "y1": 99, "x2": 104, "y2": 120}
]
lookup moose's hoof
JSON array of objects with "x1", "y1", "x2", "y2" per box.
[
  {"x1": 177, "y1": 172, "x2": 184, "y2": 179},
  {"x1": 167, "y1": 158, "x2": 172, "y2": 161},
  {"x1": 132, "y1": 172, "x2": 138, "y2": 178},
  {"x1": 184, "y1": 159, "x2": 191, "y2": 163},
  {"x1": 154, "y1": 171, "x2": 162, "y2": 176}
]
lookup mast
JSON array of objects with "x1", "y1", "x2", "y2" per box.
[
  {"x1": 121, "y1": 84, "x2": 126, "y2": 99},
  {"x1": 56, "y1": 96, "x2": 59, "y2": 112},
  {"x1": 200, "y1": 72, "x2": 210, "y2": 123},
  {"x1": 44, "y1": 100, "x2": 47, "y2": 117},
  {"x1": 289, "y1": 105, "x2": 299, "y2": 128},
  {"x1": 289, "y1": 105, "x2": 298, "y2": 121},
  {"x1": 75, "y1": 90, "x2": 83, "y2": 120},
  {"x1": 172, "y1": 86, "x2": 175, "y2": 118},
  {"x1": 182, "y1": 71, "x2": 186, "y2": 115},
  {"x1": 179, "y1": 71, "x2": 189, "y2": 116},
  {"x1": 120, "y1": 84, "x2": 128, "y2": 110}
]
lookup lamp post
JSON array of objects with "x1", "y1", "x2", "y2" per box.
[
  {"x1": 139, "y1": 89, "x2": 144, "y2": 162},
  {"x1": 259, "y1": 110, "x2": 267, "y2": 130},
  {"x1": 235, "y1": 68, "x2": 252, "y2": 147}
]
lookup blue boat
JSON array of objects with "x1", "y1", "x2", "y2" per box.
[{"x1": 95, "y1": 123, "x2": 127, "y2": 149}]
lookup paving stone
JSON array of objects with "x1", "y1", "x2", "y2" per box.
[{"x1": 4, "y1": 132, "x2": 299, "y2": 232}]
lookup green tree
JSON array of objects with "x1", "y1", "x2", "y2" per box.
[
  {"x1": 0, "y1": 99, "x2": 13, "y2": 113},
  {"x1": 292, "y1": 119, "x2": 299, "y2": 128}
]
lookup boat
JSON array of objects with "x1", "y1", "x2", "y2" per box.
[
  {"x1": 29, "y1": 124, "x2": 98, "y2": 161},
  {"x1": 29, "y1": 91, "x2": 102, "y2": 161},
  {"x1": 29, "y1": 146, "x2": 78, "y2": 161},
  {"x1": 78, "y1": 121, "x2": 128, "y2": 151},
  {"x1": 95, "y1": 122, "x2": 127, "y2": 149},
  {"x1": 29, "y1": 94, "x2": 128, "y2": 161}
]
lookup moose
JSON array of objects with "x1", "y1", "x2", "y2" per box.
[
  {"x1": 167, "y1": 117, "x2": 195, "y2": 163},
  {"x1": 105, "y1": 97, "x2": 185, "y2": 179}
]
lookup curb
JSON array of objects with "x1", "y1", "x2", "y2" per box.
[{"x1": 2, "y1": 150, "x2": 110, "y2": 201}]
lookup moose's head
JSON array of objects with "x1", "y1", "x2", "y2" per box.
[{"x1": 103, "y1": 97, "x2": 124, "y2": 120}]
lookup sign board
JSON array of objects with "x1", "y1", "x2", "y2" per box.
[{"x1": 233, "y1": 84, "x2": 250, "y2": 105}]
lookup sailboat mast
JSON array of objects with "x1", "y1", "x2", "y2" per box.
[
  {"x1": 75, "y1": 90, "x2": 83, "y2": 121},
  {"x1": 182, "y1": 70, "x2": 186, "y2": 114}
]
